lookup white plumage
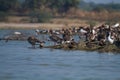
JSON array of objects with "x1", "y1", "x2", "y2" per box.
[
  {"x1": 108, "y1": 32, "x2": 114, "y2": 44},
  {"x1": 35, "y1": 29, "x2": 40, "y2": 35},
  {"x1": 14, "y1": 31, "x2": 21, "y2": 35},
  {"x1": 80, "y1": 29, "x2": 87, "y2": 34},
  {"x1": 35, "y1": 29, "x2": 40, "y2": 33},
  {"x1": 112, "y1": 23, "x2": 119, "y2": 28},
  {"x1": 92, "y1": 29, "x2": 96, "y2": 35}
]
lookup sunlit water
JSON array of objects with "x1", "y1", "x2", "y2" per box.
[{"x1": 0, "y1": 30, "x2": 120, "y2": 80}]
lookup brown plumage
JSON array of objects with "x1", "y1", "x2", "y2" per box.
[
  {"x1": 49, "y1": 34, "x2": 63, "y2": 44},
  {"x1": 27, "y1": 36, "x2": 45, "y2": 48}
]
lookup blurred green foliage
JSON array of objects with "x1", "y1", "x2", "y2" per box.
[
  {"x1": 29, "y1": 11, "x2": 52, "y2": 23},
  {"x1": 0, "y1": 0, "x2": 120, "y2": 22},
  {"x1": 0, "y1": 11, "x2": 8, "y2": 21},
  {"x1": 0, "y1": 0, "x2": 80, "y2": 22}
]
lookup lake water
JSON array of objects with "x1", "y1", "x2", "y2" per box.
[{"x1": 0, "y1": 30, "x2": 120, "y2": 80}]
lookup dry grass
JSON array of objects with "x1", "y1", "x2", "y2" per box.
[
  {"x1": 66, "y1": 9, "x2": 120, "y2": 22},
  {"x1": 1, "y1": 9, "x2": 120, "y2": 29},
  {"x1": 7, "y1": 16, "x2": 30, "y2": 23}
]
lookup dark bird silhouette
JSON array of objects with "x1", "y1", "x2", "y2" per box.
[
  {"x1": 27, "y1": 36, "x2": 45, "y2": 48},
  {"x1": 49, "y1": 34, "x2": 63, "y2": 45}
]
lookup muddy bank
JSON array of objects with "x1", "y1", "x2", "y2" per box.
[{"x1": 46, "y1": 42, "x2": 120, "y2": 53}]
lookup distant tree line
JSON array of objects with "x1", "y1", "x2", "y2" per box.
[
  {"x1": 0, "y1": 0, "x2": 80, "y2": 22},
  {"x1": 79, "y1": 0, "x2": 120, "y2": 12},
  {"x1": 0, "y1": 0, "x2": 80, "y2": 13},
  {"x1": 1, "y1": 0, "x2": 120, "y2": 22},
  {"x1": 1, "y1": 0, "x2": 120, "y2": 14}
]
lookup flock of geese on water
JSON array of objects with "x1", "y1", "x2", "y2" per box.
[
  {"x1": 0, "y1": 23, "x2": 120, "y2": 48},
  {"x1": 28, "y1": 23, "x2": 120, "y2": 48}
]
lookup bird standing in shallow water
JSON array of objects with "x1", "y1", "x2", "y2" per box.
[
  {"x1": 27, "y1": 36, "x2": 45, "y2": 48},
  {"x1": 14, "y1": 31, "x2": 22, "y2": 35},
  {"x1": 49, "y1": 34, "x2": 63, "y2": 45},
  {"x1": 35, "y1": 29, "x2": 40, "y2": 35}
]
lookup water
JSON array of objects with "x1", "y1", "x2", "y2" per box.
[{"x1": 0, "y1": 30, "x2": 120, "y2": 80}]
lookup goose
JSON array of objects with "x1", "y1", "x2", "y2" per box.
[
  {"x1": 79, "y1": 28, "x2": 87, "y2": 34},
  {"x1": 49, "y1": 29, "x2": 63, "y2": 45},
  {"x1": 78, "y1": 27, "x2": 88, "y2": 40},
  {"x1": 35, "y1": 29, "x2": 40, "y2": 35},
  {"x1": 108, "y1": 32, "x2": 114, "y2": 44},
  {"x1": 105, "y1": 24, "x2": 110, "y2": 29},
  {"x1": 35, "y1": 29, "x2": 40, "y2": 32},
  {"x1": 14, "y1": 31, "x2": 21, "y2": 35},
  {"x1": 112, "y1": 23, "x2": 119, "y2": 28},
  {"x1": 27, "y1": 36, "x2": 45, "y2": 48},
  {"x1": 62, "y1": 33, "x2": 72, "y2": 44},
  {"x1": 41, "y1": 30, "x2": 48, "y2": 34},
  {"x1": 49, "y1": 34, "x2": 63, "y2": 45},
  {"x1": 52, "y1": 30, "x2": 60, "y2": 35},
  {"x1": 92, "y1": 27, "x2": 96, "y2": 35}
]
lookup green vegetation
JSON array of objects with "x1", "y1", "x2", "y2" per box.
[
  {"x1": 29, "y1": 11, "x2": 52, "y2": 23},
  {"x1": 79, "y1": 0, "x2": 120, "y2": 12},
  {"x1": 0, "y1": 11, "x2": 8, "y2": 21},
  {"x1": 0, "y1": 0, "x2": 120, "y2": 22},
  {"x1": 0, "y1": 0, "x2": 19, "y2": 11},
  {"x1": 0, "y1": 0, "x2": 80, "y2": 22}
]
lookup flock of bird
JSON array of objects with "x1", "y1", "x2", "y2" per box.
[
  {"x1": 28, "y1": 23, "x2": 120, "y2": 48},
  {"x1": 1, "y1": 23, "x2": 120, "y2": 48}
]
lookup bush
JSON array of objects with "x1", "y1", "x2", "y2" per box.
[
  {"x1": 29, "y1": 11, "x2": 53, "y2": 23},
  {"x1": 0, "y1": 11, "x2": 8, "y2": 21}
]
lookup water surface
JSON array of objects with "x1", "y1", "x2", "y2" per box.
[{"x1": 0, "y1": 30, "x2": 120, "y2": 80}]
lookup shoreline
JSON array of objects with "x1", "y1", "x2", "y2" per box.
[
  {"x1": 0, "y1": 22, "x2": 66, "y2": 30},
  {"x1": 0, "y1": 22, "x2": 90, "y2": 30},
  {"x1": 45, "y1": 42, "x2": 120, "y2": 53},
  {"x1": 1, "y1": 22, "x2": 120, "y2": 53}
]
